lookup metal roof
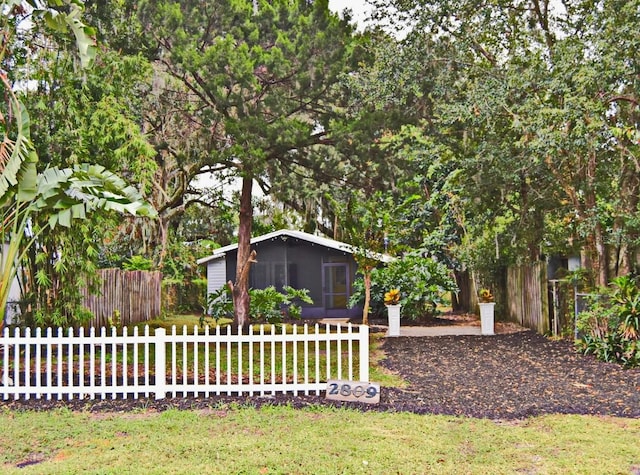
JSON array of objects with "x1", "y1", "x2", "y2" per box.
[{"x1": 196, "y1": 229, "x2": 394, "y2": 265}]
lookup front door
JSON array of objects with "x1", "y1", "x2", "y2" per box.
[{"x1": 322, "y1": 263, "x2": 350, "y2": 318}]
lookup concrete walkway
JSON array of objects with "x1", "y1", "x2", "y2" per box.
[
  {"x1": 317, "y1": 318, "x2": 491, "y2": 337},
  {"x1": 387, "y1": 325, "x2": 485, "y2": 337}
]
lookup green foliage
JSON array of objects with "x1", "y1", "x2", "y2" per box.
[
  {"x1": 248, "y1": 287, "x2": 290, "y2": 325},
  {"x1": 17, "y1": 0, "x2": 158, "y2": 285},
  {"x1": 0, "y1": 3, "x2": 156, "y2": 330},
  {"x1": 355, "y1": 0, "x2": 640, "y2": 293},
  {"x1": 2, "y1": 162, "x2": 155, "y2": 328},
  {"x1": 350, "y1": 253, "x2": 458, "y2": 320},
  {"x1": 248, "y1": 286, "x2": 313, "y2": 324},
  {"x1": 203, "y1": 285, "x2": 313, "y2": 326},
  {"x1": 123, "y1": 255, "x2": 153, "y2": 271},
  {"x1": 159, "y1": 237, "x2": 214, "y2": 313},
  {"x1": 576, "y1": 275, "x2": 640, "y2": 368},
  {"x1": 107, "y1": 309, "x2": 122, "y2": 329},
  {"x1": 32, "y1": 305, "x2": 94, "y2": 329},
  {"x1": 201, "y1": 286, "x2": 234, "y2": 326}
]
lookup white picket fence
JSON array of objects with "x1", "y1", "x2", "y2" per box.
[{"x1": 0, "y1": 323, "x2": 369, "y2": 401}]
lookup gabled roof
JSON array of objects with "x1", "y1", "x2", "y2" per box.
[{"x1": 196, "y1": 229, "x2": 394, "y2": 265}]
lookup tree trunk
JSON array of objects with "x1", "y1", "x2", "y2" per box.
[
  {"x1": 594, "y1": 220, "x2": 608, "y2": 287},
  {"x1": 452, "y1": 270, "x2": 471, "y2": 312},
  {"x1": 232, "y1": 177, "x2": 254, "y2": 327},
  {"x1": 157, "y1": 215, "x2": 170, "y2": 267},
  {"x1": 362, "y1": 270, "x2": 371, "y2": 325}
]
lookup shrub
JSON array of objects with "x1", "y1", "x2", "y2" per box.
[
  {"x1": 576, "y1": 275, "x2": 640, "y2": 368},
  {"x1": 201, "y1": 286, "x2": 234, "y2": 326},
  {"x1": 202, "y1": 285, "x2": 313, "y2": 326},
  {"x1": 349, "y1": 253, "x2": 458, "y2": 320},
  {"x1": 122, "y1": 255, "x2": 153, "y2": 271}
]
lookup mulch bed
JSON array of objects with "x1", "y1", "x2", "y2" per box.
[
  {"x1": 380, "y1": 331, "x2": 640, "y2": 419},
  {"x1": 2, "y1": 320, "x2": 639, "y2": 420}
]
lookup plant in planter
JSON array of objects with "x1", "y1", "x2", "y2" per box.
[
  {"x1": 384, "y1": 288, "x2": 401, "y2": 306},
  {"x1": 479, "y1": 288, "x2": 494, "y2": 303},
  {"x1": 478, "y1": 288, "x2": 495, "y2": 335},
  {"x1": 384, "y1": 288, "x2": 402, "y2": 336}
]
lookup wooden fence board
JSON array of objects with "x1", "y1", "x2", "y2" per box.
[
  {"x1": 82, "y1": 269, "x2": 161, "y2": 328},
  {"x1": 0, "y1": 324, "x2": 369, "y2": 401},
  {"x1": 506, "y1": 262, "x2": 549, "y2": 334}
]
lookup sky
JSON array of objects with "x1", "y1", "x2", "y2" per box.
[{"x1": 328, "y1": 0, "x2": 372, "y2": 29}]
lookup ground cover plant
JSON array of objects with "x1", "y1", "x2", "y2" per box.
[{"x1": 202, "y1": 285, "x2": 314, "y2": 326}]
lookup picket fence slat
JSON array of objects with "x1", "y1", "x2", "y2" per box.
[{"x1": 0, "y1": 324, "x2": 369, "y2": 401}]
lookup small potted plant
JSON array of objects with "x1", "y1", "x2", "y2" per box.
[
  {"x1": 478, "y1": 288, "x2": 495, "y2": 335},
  {"x1": 384, "y1": 288, "x2": 401, "y2": 336},
  {"x1": 479, "y1": 288, "x2": 494, "y2": 303}
]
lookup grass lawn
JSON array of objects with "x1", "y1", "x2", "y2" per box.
[
  {"x1": 2, "y1": 315, "x2": 639, "y2": 473},
  {"x1": 1, "y1": 405, "x2": 639, "y2": 474}
]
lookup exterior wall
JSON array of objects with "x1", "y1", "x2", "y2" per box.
[
  {"x1": 207, "y1": 258, "x2": 227, "y2": 295},
  {"x1": 221, "y1": 237, "x2": 361, "y2": 318},
  {"x1": 2, "y1": 243, "x2": 22, "y2": 325},
  {"x1": 5, "y1": 273, "x2": 21, "y2": 325}
]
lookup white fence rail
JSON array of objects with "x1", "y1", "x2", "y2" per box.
[{"x1": 0, "y1": 324, "x2": 369, "y2": 401}]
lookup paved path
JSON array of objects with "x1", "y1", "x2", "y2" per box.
[
  {"x1": 389, "y1": 325, "x2": 484, "y2": 337},
  {"x1": 317, "y1": 318, "x2": 489, "y2": 337}
]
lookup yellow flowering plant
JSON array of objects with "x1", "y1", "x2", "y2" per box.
[
  {"x1": 384, "y1": 288, "x2": 401, "y2": 305},
  {"x1": 479, "y1": 288, "x2": 494, "y2": 303}
]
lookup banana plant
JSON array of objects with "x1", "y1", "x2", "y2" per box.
[
  {"x1": 0, "y1": 1, "x2": 154, "y2": 331},
  {"x1": 0, "y1": 154, "x2": 157, "y2": 330}
]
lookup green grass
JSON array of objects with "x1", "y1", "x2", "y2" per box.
[
  {"x1": 2, "y1": 315, "x2": 639, "y2": 473},
  {"x1": 0, "y1": 406, "x2": 638, "y2": 474}
]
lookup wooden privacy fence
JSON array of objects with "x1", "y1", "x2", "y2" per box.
[
  {"x1": 0, "y1": 323, "x2": 369, "y2": 401},
  {"x1": 82, "y1": 269, "x2": 162, "y2": 328},
  {"x1": 506, "y1": 262, "x2": 549, "y2": 334}
]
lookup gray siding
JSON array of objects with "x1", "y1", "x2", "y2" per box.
[
  {"x1": 209, "y1": 237, "x2": 363, "y2": 318},
  {"x1": 207, "y1": 258, "x2": 227, "y2": 295}
]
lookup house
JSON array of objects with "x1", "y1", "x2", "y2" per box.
[{"x1": 197, "y1": 229, "x2": 393, "y2": 319}]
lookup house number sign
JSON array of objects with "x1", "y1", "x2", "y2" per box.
[{"x1": 325, "y1": 380, "x2": 380, "y2": 404}]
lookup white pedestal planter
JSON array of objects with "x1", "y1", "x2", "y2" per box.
[
  {"x1": 386, "y1": 304, "x2": 401, "y2": 336},
  {"x1": 479, "y1": 302, "x2": 495, "y2": 335}
]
